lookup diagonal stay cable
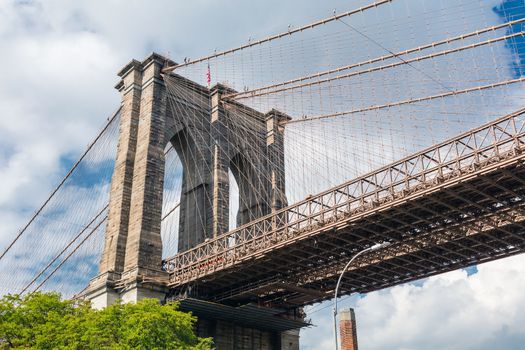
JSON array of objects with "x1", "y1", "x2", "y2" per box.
[
  {"x1": 19, "y1": 204, "x2": 109, "y2": 295},
  {"x1": 163, "y1": 0, "x2": 394, "y2": 73},
  {"x1": 30, "y1": 214, "x2": 108, "y2": 294},
  {"x1": 335, "y1": 17, "x2": 453, "y2": 92},
  {"x1": 162, "y1": 202, "x2": 181, "y2": 221},
  {"x1": 223, "y1": 17, "x2": 525, "y2": 100},
  {"x1": 285, "y1": 77, "x2": 525, "y2": 124},
  {"x1": 226, "y1": 30, "x2": 525, "y2": 101},
  {"x1": 23, "y1": 198, "x2": 181, "y2": 296},
  {"x1": 0, "y1": 107, "x2": 121, "y2": 262}
]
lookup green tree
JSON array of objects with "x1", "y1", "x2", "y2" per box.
[{"x1": 0, "y1": 292, "x2": 213, "y2": 350}]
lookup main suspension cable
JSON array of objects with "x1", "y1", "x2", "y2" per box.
[
  {"x1": 226, "y1": 31, "x2": 525, "y2": 101},
  {"x1": 0, "y1": 107, "x2": 121, "y2": 262},
  {"x1": 162, "y1": 0, "x2": 394, "y2": 73},
  {"x1": 286, "y1": 77, "x2": 525, "y2": 124}
]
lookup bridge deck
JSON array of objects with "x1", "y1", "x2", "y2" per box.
[{"x1": 163, "y1": 109, "x2": 525, "y2": 309}]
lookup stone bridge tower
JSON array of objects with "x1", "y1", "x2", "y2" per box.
[{"x1": 85, "y1": 53, "x2": 298, "y2": 349}]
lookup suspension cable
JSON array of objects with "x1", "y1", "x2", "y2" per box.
[
  {"x1": 30, "y1": 215, "x2": 108, "y2": 294},
  {"x1": 286, "y1": 77, "x2": 525, "y2": 124},
  {"x1": 226, "y1": 31, "x2": 525, "y2": 101},
  {"x1": 162, "y1": 0, "x2": 394, "y2": 73},
  {"x1": 19, "y1": 204, "x2": 109, "y2": 294},
  {"x1": 224, "y1": 14, "x2": 525, "y2": 100},
  {"x1": 0, "y1": 107, "x2": 121, "y2": 262}
]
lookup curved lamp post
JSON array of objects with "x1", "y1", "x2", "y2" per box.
[{"x1": 333, "y1": 242, "x2": 391, "y2": 350}]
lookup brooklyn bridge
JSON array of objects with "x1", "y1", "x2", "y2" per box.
[{"x1": 1, "y1": 0, "x2": 525, "y2": 349}]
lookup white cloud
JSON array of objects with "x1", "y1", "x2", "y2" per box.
[
  {"x1": 302, "y1": 254, "x2": 525, "y2": 350},
  {"x1": 0, "y1": 5, "x2": 119, "y2": 213}
]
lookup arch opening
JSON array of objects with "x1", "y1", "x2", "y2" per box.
[
  {"x1": 228, "y1": 169, "x2": 239, "y2": 231},
  {"x1": 161, "y1": 142, "x2": 182, "y2": 259},
  {"x1": 229, "y1": 152, "x2": 270, "y2": 228},
  {"x1": 161, "y1": 127, "x2": 208, "y2": 257}
]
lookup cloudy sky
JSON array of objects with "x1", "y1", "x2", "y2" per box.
[{"x1": 1, "y1": 0, "x2": 525, "y2": 349}]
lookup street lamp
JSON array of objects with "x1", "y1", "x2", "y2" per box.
[{"x1": 333, "y1": 242, "x2": 391, "y2": 350}]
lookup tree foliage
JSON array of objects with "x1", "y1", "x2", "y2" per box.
[{"x1": 0, "y1": 292, "x2": 213, "y2": 349}]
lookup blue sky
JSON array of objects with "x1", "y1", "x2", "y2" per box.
[
  {"x1": 1, "y1": 1, "x2": 525, "y2": 349},
  {"x1": 494, "y1": 0, "x2": 525, "y2": 77}
]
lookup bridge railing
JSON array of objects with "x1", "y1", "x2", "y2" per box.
[{"x1": 163, "y1": 108, "x2": 525, "y2": 283}]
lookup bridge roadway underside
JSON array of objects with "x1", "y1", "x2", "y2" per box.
[{"x1": 167, "y1": 156, "x2": 525, "y2": 309}]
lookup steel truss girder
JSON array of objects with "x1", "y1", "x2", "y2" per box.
[{"x1": 164, "y1": 108, "x2": 525, "y2": 308}]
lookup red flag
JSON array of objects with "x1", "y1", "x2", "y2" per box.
[{"x1": 206, "y1": 63, "x2": 211, "y2": 88}]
